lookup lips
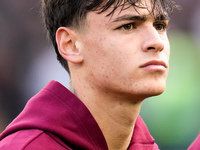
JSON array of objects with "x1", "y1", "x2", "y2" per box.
[{"x1": 140, "y1": 60, "x2": 167, "y2": 71}]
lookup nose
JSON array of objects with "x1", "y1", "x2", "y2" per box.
[{"x1": 142, "y1": 28, "x2": 165, "y2": 52}]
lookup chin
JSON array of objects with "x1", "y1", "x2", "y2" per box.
[
  {"x1": 138, "y1": 79, "x2": 166, "y2": 98},
  {"x1": 138, "y1": 89, "x2": 164, "y2": 100},
  {"x1": 150, "y1": 89, "x2": 165, "y2": 97},
  {"x1": 146, "y1": 84, "x2": 166, "y2": 97},
  {"x1": 146, "y1": 75, "x2": 167, "y2": 94}
]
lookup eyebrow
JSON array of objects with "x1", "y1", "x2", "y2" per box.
[
  {"x1": 112, "y1": 14, "x2": 169, "y2": 22},
  {"x1": 155, "y1": 14, "x2": 170, "y2": 21},
  {"x1": 113, "y1": 14, "x2": 147, "y2": 22}
]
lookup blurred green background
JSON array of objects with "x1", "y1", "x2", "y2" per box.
[{"x1": 1, "y1": 0, "x2": 200, "y2": 149}]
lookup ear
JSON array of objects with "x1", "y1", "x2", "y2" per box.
[{"x1": 56, "y1": 27, "x2": 83, "y2": 64}]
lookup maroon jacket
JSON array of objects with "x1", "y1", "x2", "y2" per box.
[
  {"x1": 188, "y1": 134, "x2": 200, "y2": 150},
  {"x1": 0, "y1": 81, "x2": 159, "y2": 150}
]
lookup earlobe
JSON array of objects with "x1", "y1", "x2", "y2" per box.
[{"x1": 56, "y1": 27, "x2": 83, "y2": 64}]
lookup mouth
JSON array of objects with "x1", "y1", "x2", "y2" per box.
[{"x1": 140, "y1": 60, "x2": 167, "y2": 72}]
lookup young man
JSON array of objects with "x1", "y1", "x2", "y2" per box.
[{"x1": 0, "y1": 0, "x2": 178, "y2": 149}]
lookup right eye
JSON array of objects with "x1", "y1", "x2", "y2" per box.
[
  {"x1": 153, "y1": 21, "x2": 168, "y2": 32},
  {"x1": 118, "y1": 23, "x2": 137, "y2": 31}
]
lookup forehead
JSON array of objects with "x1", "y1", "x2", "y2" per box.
[
  {"x1": 86, "y1": 0, "x2": 167, "y2": 24},
  {"x1": 97, "y1": 0, "x2": 166, "y2": 17}
]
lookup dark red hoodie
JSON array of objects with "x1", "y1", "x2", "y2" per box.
[
  {"x1": 0, "y1": 81, "x2": 159, "y2": 150},
  {"x1": 188, "y1": 134, "x2": 200, "y2": 150}
]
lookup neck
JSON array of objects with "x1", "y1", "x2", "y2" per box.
[
  {"x1": 72, "y1": 80, "x2": 143, "y2": 150},
  {"x1": 95, "y1": 100, "x2": 142, "y2": 150}
]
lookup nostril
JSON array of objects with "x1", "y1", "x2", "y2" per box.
[{"x1": 147, "y1": 47, "x2": 155, "y2": 50}]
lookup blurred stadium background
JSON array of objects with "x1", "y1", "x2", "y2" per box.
[{"x1": 0, "y1": 0, "x2": 200, "y2": 149}]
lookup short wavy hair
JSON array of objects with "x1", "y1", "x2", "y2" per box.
[{"x1": 42, "y1": 0, "x2": 178, "y2": 73}]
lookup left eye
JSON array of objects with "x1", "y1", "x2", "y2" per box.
[
  {"x1": 154, "y1": 22, "x2": 167, "y2": 31},
  {"x1": 119, "y1": 23, "x2": 137, "y2": 31}
]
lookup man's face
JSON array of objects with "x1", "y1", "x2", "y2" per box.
[{"x1": 76, "y1": 0, "x2": 170, "y2": 100}]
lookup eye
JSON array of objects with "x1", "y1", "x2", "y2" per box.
[
  {"x1": 154, "y1": 22, "x2": 168, "y2": 31},
  {"x1": 118, "y1": 23, "x2": 137, "y2": 31}
]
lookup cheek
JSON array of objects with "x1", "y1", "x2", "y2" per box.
[
  {"x1": 165, "y1": 40, "x2": 170, "y2": 60},
  {"x1": 83, "y1": 33, "x2": 119, "y2": 63},
  {"x1": 82, "y1": 35, "x2": 112, "y2": 72},
  {"x1": 83, "y1": 36, "x2": 127, "y2": 81},
  {"x1": 161, "y1": 36, "x2": 170, "y2": 60}
]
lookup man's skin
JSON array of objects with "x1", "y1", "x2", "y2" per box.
[{"x1": 56, "y1": 0, "x2": 170, "y2": 149}]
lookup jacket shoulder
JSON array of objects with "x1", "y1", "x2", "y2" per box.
[
  {"x1": 188, "y1": 134, "x2": 200, "y2": 150},
  {"x1": 0, "y1": 129, "x2": 69, "y2": 150}
]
